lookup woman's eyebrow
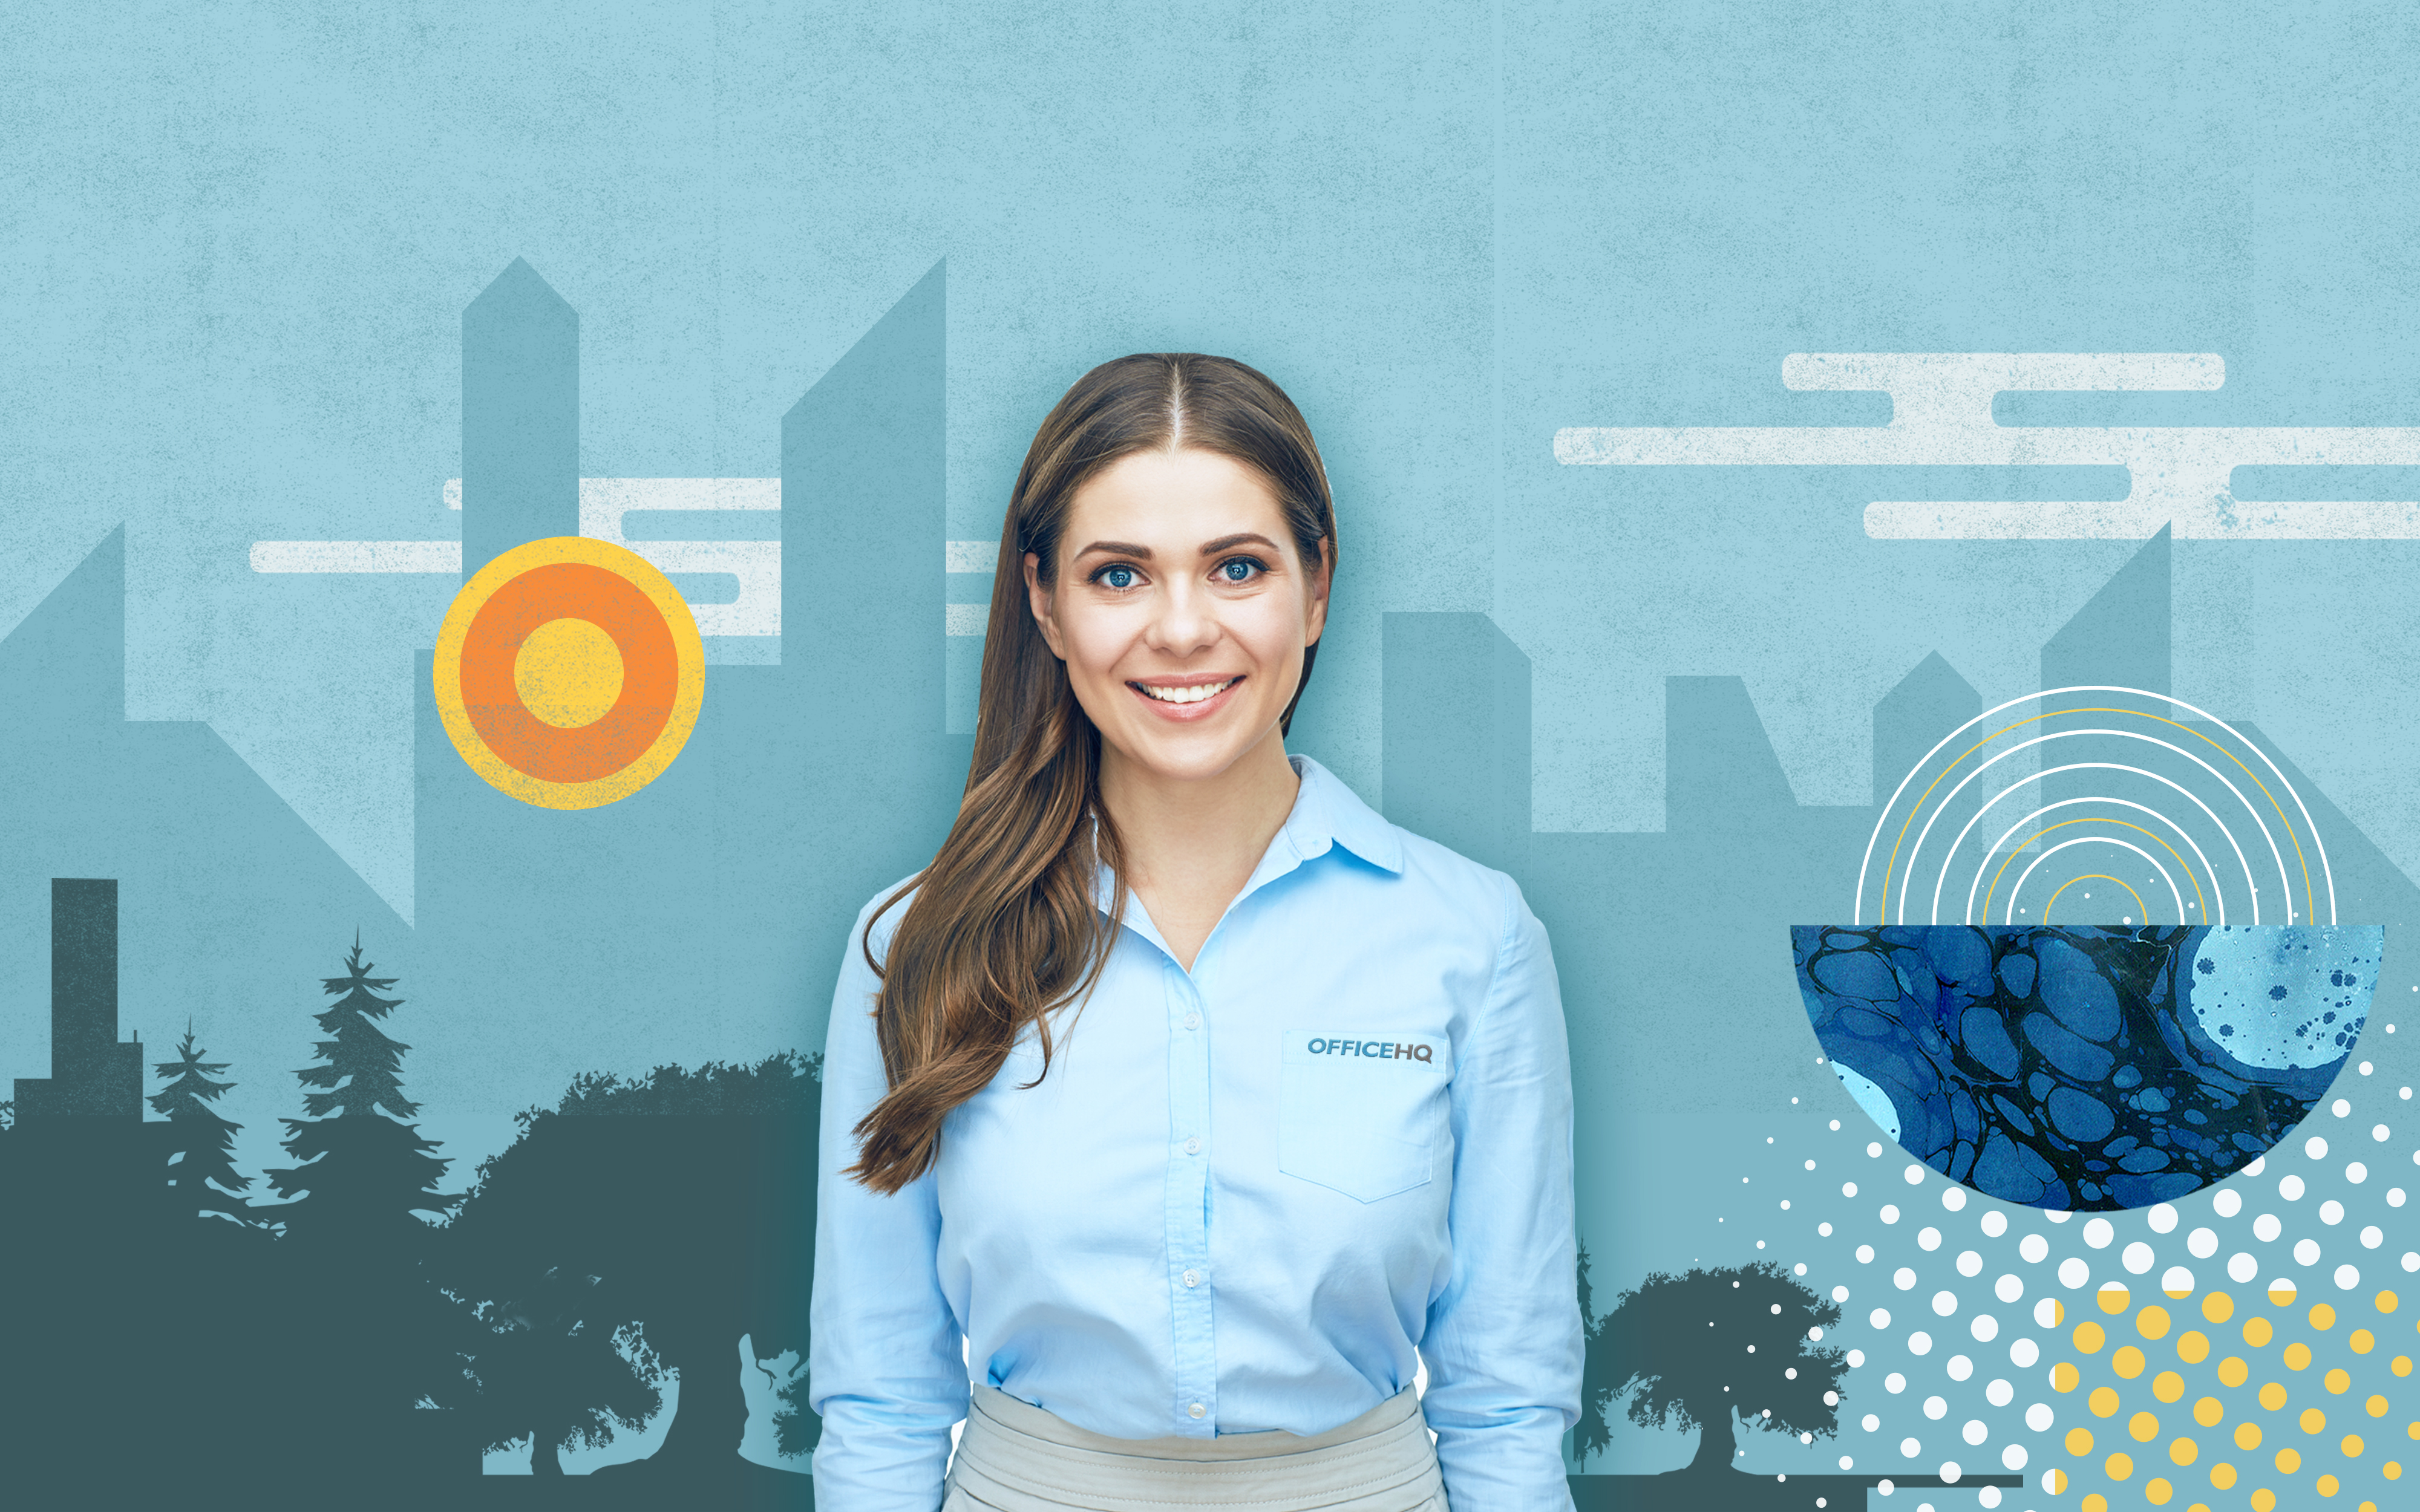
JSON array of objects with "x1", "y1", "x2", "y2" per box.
[
  {"x1": 1069, "y1": 539, "x2": 1154, "y2": 561},
  {"x1": 1197, "y1": 532, "x2": 1280, "y2": 555}
]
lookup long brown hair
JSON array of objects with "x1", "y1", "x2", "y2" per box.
[{"x1": 843, "y1": 353, "x2": 1338, "y2": 1193}]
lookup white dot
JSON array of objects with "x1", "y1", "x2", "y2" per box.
[
  {"x1": 1796, "y1": 1263, "x2": 1808, "y2": 1274},
  {"x1": 2160, "y1": 1265, "x2": 2195, "y2": 1295},
  {"x1": 1999, "y1": 1444, "x2": 2026, "y2": 1473},
  {"x1": 2024, "y1": 1401, "x2": 2053, "y2": 1432},
  {"x1": 1941, "y1": 1187, "x2": 1967, "y2": 1212},
  {"x1": 1881, "y1": 1204, "x2": 1901, "y2": 1224},
  {"x1": 1980, "y1": 1210, "x2": 2007, "y2": 1238},
  {"x1": 1825, "y1": 1390, "x2": 1839, "y2": 1407},
  {"x1": 2228, "y1": 1251, "x2": 2258, "y2": 1283},
  {"x1": 2403, "y1": 1251, "x2": 2419, "y2": 1271},
  {"x1": 1994, "y1": 1273, "x2": 2024, "y2": 1303},
  {"x1": 2320, "y1": 1199, "x2": 2344, "y2": 1225},
  {"x1": 2147, "y1": 1202, "x2": 2178, "y2": 1234},
  {"x1": 1846, "y1": 1349, "x2": 1865, "y2": 1367},
  {"x1": 1843, "y1": 1182, "x2": 1859, "y2": 1198},
  {"x1": 2335, "y1": 1262, "x2": 2362, "y2": 1289},
  {"x1": 2045, "y1": 1208, "x2": 2073, "y2": 1223},
  {"x1": 1947, "y1": 1353, "x2": 1973, "y2": 1381},
  {"x1": 2333, "y1": 1098, "x2": 2350, "y2": 1116},
  {"x1": 2391, "y1": 1189, "x2": 2407, "y2": 1208},
  {"x1": 1819, "y1": 1223, "x2": 1833, "y2": 1236},
  {"x1": 2375, "y1": 1123, "x2": 2392, "y2": 1142},
  {"x1": 2347, "y1": 1162, "x2": 2368, "y2": 1184},
  {"x1": 2243, "y1": 1156, "x2": 2266, "y2": 1177},
  {"x1": 2253, "y1": 1212, "x2": 2282, "y2": 1242},
  {"x1": 2361, "y1": 1226, "x2": 2383, "y2": 1248},
  {"x1": 1871, "y1": 1308, "x2": 1893, "y2": 1329},
  {"x1": 2120, "y1": 1241, "x2": 2152, "y2": 1274},
  {"x1": 1771, "y1": 1302, "x2": 1784, "y2": 1314},
  {"x1": 1782, "y1": 1201, "x2": 1793, "y2": 1210},
  {"x1": 1886, "y1": 1371, "x2": 1906, "y2": 1393},
  {"x1": 1895, "y1": 1267, "x2": 1917, "y2": 1291},
  {"x1": 1880, "y1": 1478, "x2": 1897, "y2": 1499},
  {"x1": 1931, "y1": 1290, "x2": 1958, "y2": 1317},
  {"x1": 1831, "y1": 1119, "x2": 1841, "y2": 1130},
  {"x1": 1957, "y1": 1250, "x2": 1982, "y2": 1277},
  {"x1": 2361, "y1": 1061, "x2": 2374, "y2": 1075},
  {"x1": 1863, "y1": 1412, "x2": 1880, "y2": 1432},
  {"x1": 2009, "y1": 1337, "x2": 2039, "y2": 1369},
  {"x1": 2186, "y1": 1225, "x2": 2217, "y2": 1259},
  {"x1": 2032, "y1": 1297, "x2": 2059, "y2": 1328},
  {"x1": 1834, "y1": 1284, "x2": 1851, "y2": 1302},
  {"x1": 2081, "y1": 1217, "x2": 2114, "y2": 1249},
  {"x1": 1918, "y1": 1227, "x2": 1942, "y2": 1251},
  {"x1": 2280, "y1": 1173, "x2": 2306, "y2": 1201},
  {"x1": 1908, "y1": 1331, "x2": 1933, "y2": 1355},
  {"x1": 2018, "y1": 1233, "x2": 2049, "y2": 1263},
  {"x1": 1868, "y1": 1141, "x2": 1883, "y2": 1157},
  {"x1": 1838, "y1": 1454, "x2": 1852, "y2": 1470},
  {"x1": 2212, "y1": 1188, "x2": 2243, "y2": 1218},
  {"x1": 1923, "y1": 1395, "x2": 1947, "y2": 1419},
  {"x1": 2307, "y1": 1135, "x2": 2331, "y2": 1160},
  {"x1": 1939, "y1": 1460, "x2": 1961, "y2": 1484},
  {"x1": 1970, "y1": 1314, "x2": 2000, "y2": 1342},
  {"x1": 1961, "y1": 1419, "x2": 1987, "y2": 1445},
  {"x1": 2294, "y1": 1237, "x2": 2321, "y2": 1265},
  {"x1": 2057, "y1": 1257, "x2": 2089, "y2": 1289},
  {"x1": 1807, "y1": 1159, "x2": 1818, "y2": 1170},
  {"x1": 1986, "y1": 1377, "x2": 2014, "y2": 1407},
  {"x1": 1905, "y1": 1163, "x2": 1926, "y2": 1185},
  {"x1": 1899, "y1": 1436, "x2": 1920, "y2": 1457},
  {"x1": 1857, "y1": 1243, "x2": 1876, "y2": 1263}
]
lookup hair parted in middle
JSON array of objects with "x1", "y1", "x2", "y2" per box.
[{"x1": 842, "y1": 352, "x2": 1338, "y2": 1193}]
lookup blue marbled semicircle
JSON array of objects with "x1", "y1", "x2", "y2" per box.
[{"x1": 1789, "y1": 924, "x2": 2378, "y2": 1213}]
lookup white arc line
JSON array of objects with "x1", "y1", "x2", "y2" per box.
[
  {"x1": 1944, "y1": 794, "x2": 2228, "y2": 927},
  {"x1": 2002, "y1": 838, "x2": 2186, "y2": 926}
]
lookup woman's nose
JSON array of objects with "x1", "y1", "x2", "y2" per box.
[{"x1": 1145, "y1": 580, "x2": 1219, "y2": 657}]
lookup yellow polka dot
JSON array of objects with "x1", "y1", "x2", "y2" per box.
[
  {"x1": 2107, "y1": 1449, "x2": 2134, "y2": 1479},
  {"x1": 2092, "y1": 1386, "x2": 2122, "y2": 1417},
  {"x1": 2053, "y1": 1360, "x2": 2081, "y2": 1392},
  {"x1": 2260, "y1": 1382, "x2": 2289, "y2": 1411},
  {"x1": 2275, "y1": 1446, "x2": 2301, "y2": 1473},
  {"x1": 2211, "y1": 1460, "x2": 2238, "y2": 1489},
  {"x1": 2352, "y1": 1329, "x2": 2376, "y2": 1355},
  {"x1": 2170, "y1": 1435, "x2": 2199, "y2": 1464},
  {"x1": 2219, "y1": 1356, "x2": 2251, "y2": 1388},
  {"x1": 2246, "y1": 1317, "x2": 2275, "y2": 1348},
  {"x1": 2081, "y1": 1494, "x2": 2105, "y2": 1512},
  {"x1": 2386, "y1": 1459, "x2": 2404, "y2": 1478},
  {"x1": 2146, "y1": 1477, "x2": 2173, "y2": 1505},
  {"x1": 2237, "y1": 1421, "x2": 2265, "y2": 1450},
  {"x1": 2379, "y1": 1290, "x2": 2401, "y2": 1314},
  {"x1": 2285, "y1": 1341, "x2": 2314, "y2": 1371},
  {"x1": 2047, "y1": 1299, "x2": 2067, "y2": 1326},
  {"x1": 2312, "y1": 1303, "x2": 2338, "y2": 1331},
  {"x1": 2177, "y1": 1331, "x2": 2211, "y2": 1365},
  {"x1": 2194, "y1": 1396, "x2": 2226, "y2": 1427},
  {"x1": 2271, "y1": 1281, "x2": 2298, "y2": 1308},
  {"x1": 2154, "y1": 1370, "x2": 2186, "y2": 1403},
  {"x1": 2301, "y1": 1407, "x2": 2327, "y2": 1434},
  {"x1": 2078, "y1": 1320, "x2": 2108, "y2": 1353},
  {"x1": 2204, "y1": 1291, "x2": 2235, "y2": 1324},
  {"x1": 2370, "y1": 1395, "x2": 2392, "y2": 1417},
  {"x1": 2343, "y1": 1433, "x2": 2364, "y2": 1456},
  {"x1": 2104, "y1": 1285, "x2": 2133, "y2": 1315},
  {"x1": 2050, "y1": 1467, "x2": 2069, "y2": 1494},
  {"x1": 2326, "y1": 1368, "x2": 2352, "y2": 1395},
  {"x1": 2069, "y1": 1426, "x2": 2097, "y2": 1455},
  {"x1": 2396, "y1": 1357, "x2": 2414, "y2": 1377},
  {"x1": 2115, "y1": 1345, "x2": 2148, "y2": 1379},
  {"x1": 2140, "y1": 1305, "x2": 2173, "y2": 1339},
  {"x1": 2132, "y1": 1410, "x2": 2162, "y2": 1442},
  {"x1": 2317, "y1": 1473, "x2": 2339, "y2": 1496},
  {"x1": 2250, "y1": 1487, "x2": 2277, "y2": 1512}
]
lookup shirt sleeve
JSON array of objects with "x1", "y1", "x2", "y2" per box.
[
  {"x1": 809, "y1": 891, "x2": 967, "y2": 1511},
  {"x1": 1418, "y1": 872, "x2": 1582, "y2": 1511}
]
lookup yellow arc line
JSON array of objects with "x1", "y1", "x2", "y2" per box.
[
  {"x1": 1981, "y1": 816, "x2": 2211, "y2": 926},
  {"x1": 2039, "y1": 874, "x2": 2151, "y2": 928}
]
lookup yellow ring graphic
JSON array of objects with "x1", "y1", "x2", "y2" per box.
[{"x1": 433, "y1": 536, "x2": 705, "y2": 809}]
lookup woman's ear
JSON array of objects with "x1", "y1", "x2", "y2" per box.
[
  {"x1": 1024, "y1": 551, "x2": 1067, "y2": 660},
  {"x1": 1303, "y1": 535, "x2": 1332, "y2": 647}
]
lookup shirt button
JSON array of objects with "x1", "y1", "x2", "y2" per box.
[
  {"x1": 1188, "y1": 1403, "x2": 1205, "y2": 1419},
  {"x1": 1182, "y1": 1011, "x2": 1200, "y2": 1030},
  {"x1": 1183, "y1": 1136, "x2": 1202, "y2": 1155},
  {"x1": 1182, "y1": 1269, "x2": 1201, "y2": 1288}
]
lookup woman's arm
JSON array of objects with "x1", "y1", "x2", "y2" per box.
[
  {"x1": 1419, "y1": 872, "x2": 1583, "y2": 1511},
  {"x1": 809, "y1": 894, "x2": 967, "y2": 1510}
]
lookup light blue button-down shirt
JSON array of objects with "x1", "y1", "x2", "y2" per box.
[{"x1": 809, "y1": 754, "x2": 1580, "y2": 1510}]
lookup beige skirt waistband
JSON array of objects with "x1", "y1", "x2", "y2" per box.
[{"x1": 942, "y1": 1384, "x2": 1448, "y2": 1511}]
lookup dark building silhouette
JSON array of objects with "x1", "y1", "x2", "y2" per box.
[{"x1": 11, "y1": 879, "x2": 141, "y2": 1118}]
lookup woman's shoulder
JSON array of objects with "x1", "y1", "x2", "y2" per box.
[
  {"x1": 1379, "y1": 824, "x2": 1532, "y2": 931},
  {"x1": 848, "y1": 868, "x2": 927, "y2": 958}
]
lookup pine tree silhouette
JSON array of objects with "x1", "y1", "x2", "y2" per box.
[
  {"x1": 148, "y1": 1017, "x2": 254, "y2": 1225},
  {"x1": 262, "y1": 931, "x2": 462, "y2": 1242}
]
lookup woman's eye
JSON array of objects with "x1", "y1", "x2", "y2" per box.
[
  {"x1": 1217, "y1": 557, "x2": 1263, "y2": 584},
  {"x1": 1099, "y1": 564, "x2": 1137, "y2": 590}
]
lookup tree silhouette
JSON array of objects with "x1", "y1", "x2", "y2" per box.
[
  {"x1": 1572, "y1": 1241, "x2": 1622, "y2": 1468},
  {"x1": 261, "y1": 932, "x2": 462, "y2": 1241},
  {"x1": 439, "y1": 1265, "x2": 669, "y2": 1476},
  {"x1": 149, "y1": 1018, "x2": 254, "y2": 1225},
  {"x1": 1602, "y1": 1262, "x2": 1846, "y2": 1476}
]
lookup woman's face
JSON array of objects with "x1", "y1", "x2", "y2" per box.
[{"x1": 1026, "y1": 446, "x2": 1329, "y2": 788}]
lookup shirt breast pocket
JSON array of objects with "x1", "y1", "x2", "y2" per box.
[{"x1": 1277, "y1": 1029, "x2": 1452, "y2": 1204}]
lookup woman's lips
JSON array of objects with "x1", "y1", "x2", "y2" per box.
[{"x1": 1127, "y1": 676, "x2": 1243, "y2": 721}]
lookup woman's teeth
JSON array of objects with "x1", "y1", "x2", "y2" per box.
[{"x1": 1138, "y1": 678, "x2": 1237, "y2": 705}]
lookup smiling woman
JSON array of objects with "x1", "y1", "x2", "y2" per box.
[{"x1": 808, "y1": 354, "x2": 1583, "y2": 1512}]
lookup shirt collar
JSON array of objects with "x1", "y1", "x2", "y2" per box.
[{"x1": 1086, "y1": 752, "x2": 1403, "y2": 922}]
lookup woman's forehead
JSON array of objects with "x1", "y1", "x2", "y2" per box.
[{"x1": 1062, "y1": 448, "x2": 1290, "y2": 553}]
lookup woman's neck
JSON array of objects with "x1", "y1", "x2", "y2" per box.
[{"x1": 1099, "y1": 726, "x2": 1300, "y2": 972}]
